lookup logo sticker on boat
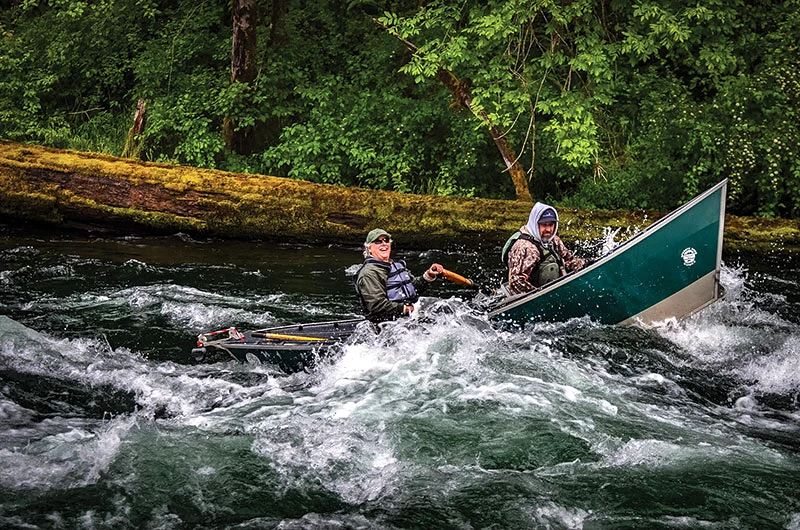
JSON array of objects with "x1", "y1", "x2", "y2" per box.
[{"x1": 681, "y1": 247, "x2": 697, "y2": 266}]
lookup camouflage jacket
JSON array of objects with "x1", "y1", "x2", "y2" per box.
[{"x1": 506, "y1": 230, "x2": 584, "y2": 296}]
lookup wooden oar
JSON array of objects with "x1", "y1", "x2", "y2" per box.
[
  {"x1": 438, "y1": 267, "x2": 500, "y2": 296},
  {"x1": 440, "y1": 268, "x2": 478, "y2": 289},
  {"x1": 251, "y1": 332, "x2": 328, "y2": 342}
]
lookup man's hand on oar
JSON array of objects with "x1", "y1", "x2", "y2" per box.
[{"x1": 425, "y1": 263, "x2": 444, "y2": 281}]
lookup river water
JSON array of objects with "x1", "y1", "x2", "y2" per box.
[{"x1": 1, "y1": 224, "x2": 799, "y2": 529}]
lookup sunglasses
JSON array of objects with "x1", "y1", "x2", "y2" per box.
[{"x1": 372, "y1": 237, "x2": 392, "y2": 244}]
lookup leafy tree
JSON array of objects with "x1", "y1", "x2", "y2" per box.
[
  {"x1": 130, "y1": 1, "x2": 230, "y2": 167},
  {"x1": 377, "y1": 0, "x2": 622, "y2": 200},
  {"x1": 0, "y1": 0, "x2": 798, "y2": 216},
  {"x1": 376, "y1": 0, "x2": 800, "y2": 215},
  {"x1": 235, "y1": 0, "x2": 509, "y2": 197},
  {"x1": 0, "y1": 0, "x2": 163, "y2": 151}
]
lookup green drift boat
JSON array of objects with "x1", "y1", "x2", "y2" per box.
[
  {"x1": 489, "y1": 179, "x2": 727, "y2": 327},
  {"x1": 192, "y1": 180, "x2": 727, "y2": 369}
]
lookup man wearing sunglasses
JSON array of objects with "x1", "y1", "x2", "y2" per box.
[{"x1": 354, "y1": 228, "x2": 443, "y2": 322}]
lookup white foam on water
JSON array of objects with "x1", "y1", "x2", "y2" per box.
[
  {"x1": 160, "y1": 299, "x2": 256, "y2": 329},
  {"x1": 120, "y1": 284, "x2": 274, "y2": 329},
  {"x1": 0, "y1": 315, "x2": 278, "y2": 420},
  {"x1": 0, "y1": 415, "x2": 135, "y2": 490},
  {"x1": 3, "y1": 231, "x2": 799, "y2": 528},
  {"x1": 739, "y1": 335, "x2": 800, "y2": 395},
  {"x1": 659, "y1": 515, "x2": 721, "y2": 528},
  {"x1": 602, "y1": 438, "x2": 709, "y2": 468},
  {"x1": 249, "y1": 412, "x2": 401, "y2": 505},
  {"x1": 658, "y1": 263, "x2": 800, "y2": 407},
  {"x1": 202, "y1": 304, "x2": 630, "y2": 505},
  {"x1": 532, "y1": 502, "x2": 589, "y2": 529},
  {"x1": 122, "y1": 258, "x2": 158, "y2": 273},
  {"x1": 21, "y1": 280, "x2": 290, "y2": 334},
  {"x1": 343, "y1": 263, "x2": 361, "y2": 277},
  {"x1": 2, "y1": 250, "x2": 798, "y2": 524},
  {"x1": 0, "y1": 396, "x2": 34, "y2": 427},
  {"x1": 220, "y1": 304, "x2": 512, "y2": 504}
]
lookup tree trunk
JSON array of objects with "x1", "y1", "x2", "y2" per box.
[
  {"x1": 121, "y1": 99, "x2": 146, "y2": 159},
  {"x1": 375, "y1": 18, "x2": 534, "y2": 203},
  {"x1": 435, "y1": 70, "x2": 533, "y2": 203},
  {"x1": 267, "y1": 0, "x2": 288, "y2": 48},
  {"x1": 0, "y1": 141, "x2": 792, "y2": 254},
  {"x1": 223, "y1": 0, "x2": 259, "y2": 155}
]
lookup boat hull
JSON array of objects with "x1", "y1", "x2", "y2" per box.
[
  {"x1": 489, "y1": 180, "x2": 727, "y2": 327},
  {"x1": 193, "y1": 318, "x2": 369, "y2": 371}
]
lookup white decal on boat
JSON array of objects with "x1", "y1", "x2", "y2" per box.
[{"x1": 681, "y1": 247, "x2": 697, "y2": 266}]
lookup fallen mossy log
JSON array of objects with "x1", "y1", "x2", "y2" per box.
[{"x1": 1, "y1": 139, "x2": 798, "y2": 254}]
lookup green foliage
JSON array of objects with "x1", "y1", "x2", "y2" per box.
[
  {"x1": 379, "y1": 0, "x2": 800, "y2": 216},
  {"x1": 128, "y1": 1, "x2": 230, "y2": 167},
  {"x1": 258, "y1": 73, "x2": 499, "y2": 197},
  {"x1": 0, "y1": 0, "x2": 162, "y2": 145},
  {"x1": 379, "y1": 0, "x2": 623, "y2": 197},
  {"x1": 0, "y1": 0, "x2": 231, "y2": 165},
  {"x1": 235, "y1": 0, "x2": 508, "y2": 198},
  {"x1": 604, "y1": 1, "x2": 800, "y2": 217},
  {"x1": 0, "y1": 0, "x2": 799, "y2": 217}
]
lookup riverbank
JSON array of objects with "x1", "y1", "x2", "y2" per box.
[{"x1": 1, "y1": 140, "x2": 798, "y2": 253}]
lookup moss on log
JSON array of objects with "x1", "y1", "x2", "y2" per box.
[{"x1": 1, "y1": 139, "x2": 798, "y2": 254}]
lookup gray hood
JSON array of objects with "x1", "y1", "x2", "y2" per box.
[{"x1": 525, "y1": 202, "x2": 559, "y2": 244}]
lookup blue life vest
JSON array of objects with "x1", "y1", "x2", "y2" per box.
[
  {"x1": 354, "y1": 258, "x2": 419, "y2": 310},
  {"x1": 386, "y1": 260, "x2": 419, "y2": 303}
]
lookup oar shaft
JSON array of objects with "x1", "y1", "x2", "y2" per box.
[
  {"x1": 253, "y1": 332, "x2": 327, "y2": 342},
  {"x1": 441, "y1": 268, "x2": 474, "y2": 287}
]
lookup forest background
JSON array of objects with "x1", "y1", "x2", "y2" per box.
[{"x1": 1, "y1": 0, "x2": 798, "y2": 219}]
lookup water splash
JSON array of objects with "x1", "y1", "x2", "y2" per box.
[{"x1": 2, "y1": 232, "x2": 800, "y2": 529}]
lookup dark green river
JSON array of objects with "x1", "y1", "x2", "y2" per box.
[{"x1": 1, "y1": 223, "x2": 798, "y2": 529}]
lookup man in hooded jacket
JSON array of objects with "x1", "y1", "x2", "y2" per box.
[{"x1": 502, "y1": 202, "x2": 585, "y2": 296}]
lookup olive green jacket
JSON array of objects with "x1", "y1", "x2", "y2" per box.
[{"x1": 355, "y1": 261, "x2": 430, "y2": 322}]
